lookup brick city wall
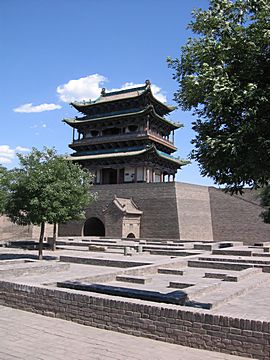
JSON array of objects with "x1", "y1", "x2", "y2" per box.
[
  {"x1": 104, "y1": 206, "x2": 125, "y2": 238},
  {"x1": 175, "y1": 182, "x2": 213, "y2": 241},
  {"x1": 0, "y1": 280, "x2": 269, "y2": 359},
  {"x1": 59, "y1": 182, "x2": 181, "y2": 239},
  {"x1": 0, "y1": 215, "x2": 32, "y2": 242},
  {"x1": 58, "y1": 182, "x2": 270, "y2": 244},
  {"x1": 0, "y1": 216, "x2": 54, "y2": 243},
  {"x1": 209, "y1": 188, "x2": 270, "y2": 245}
]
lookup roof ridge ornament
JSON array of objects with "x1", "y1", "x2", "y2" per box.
[
  {"x1": 101, "y1": 88, "x2": 106, "y2": 96},
  {"x1": 145, "y1": 79, "x2": 151, "y2": 86}
]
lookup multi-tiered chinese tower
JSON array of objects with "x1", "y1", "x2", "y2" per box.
[
  {"x1": 64, "y1": 80, "x2": 188, "y2": 184},
  {"x1": 58, "y1": 80, "x2": 267, "y2": 241}
]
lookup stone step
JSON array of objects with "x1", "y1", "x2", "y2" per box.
[
  {"x1": 56, "y1": 245, "x2": 89, "y2": 252},
  {"x1": 204, "y1": 268, "x2": 262, "y2": 282},
  {"x1": 169, "y1": 282, "x2": 194, "y2": 289},
  {"x1": 144, "y1": 246, "x2": 186, "y2": 251},
  {"x1": 158, "y1": 268, "x2": 184, "y2": 275},
  {"x1": 142, "y1": 241, "x2": 184, "y2": 247},
  {"x1": 59, "y1": 255, "x2": 150, "y2": 268},
  {"x1": 88, "y1": 239, "x2": 118, "y2": 243},
  {"x1": 188, "y1": 260, "x2": 250, "y2": 271},
  {"x1": 223, "y1": 267, "x2": 262, "y2": 282},
  {"x1": 252, "y1": 252, "x2": 270, "y2": 257},
  {"x1": 204, "y1": 272, "x2": 227, "y2": 279},
  {"x1": 57, "y1": 241, "x2": 92, "y2": 246},
  {"x1": 193, "y1": 243, "x2": 216, "y2": 251},
  {"x1": 189, "y1": 272, "x2": 270, "y2": 309},
  {"x1": 88, "y1": 245, "x2": 107, "y2": 252},
  {"x1": 150, "y1": 250, "x2": 200, "y2": 256},
  {"x1": 254, "y1": 241, "x2": 270, "y2": 247},
  {"x1": 186, "y1": 280, "x2": 222, "y2": 298},
  {"x1": 116, "y1": 275, "x2": 152, "y2": 284},
  {"x1": 212, "y1": 249, "x2": 253, "y2": 256},
  {"x1": 199, "y1": 256, "x2": 270, "y2": 265},
  {"x1": 0, "y1": 261, "x2": 70, "y2": 278}
]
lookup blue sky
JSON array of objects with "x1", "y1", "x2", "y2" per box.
[{"x1": 0, "y1": 0, "x2": 215, "y2": 186}]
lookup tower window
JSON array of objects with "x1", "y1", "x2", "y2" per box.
[
  {"x1": 127, "y1": 125, "x2": 138, "y2": 132},
  {"x1": 90, "y1": 130, "x2": 99, "y2": 137}
]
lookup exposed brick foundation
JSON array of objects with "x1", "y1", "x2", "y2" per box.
[{"x1": 0, "y1": 281, "x2": 269, "y2": 359}]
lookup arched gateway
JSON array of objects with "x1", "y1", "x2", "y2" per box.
[{"x1": 83, "y1": 217, "x2": 105, "y2": 236}]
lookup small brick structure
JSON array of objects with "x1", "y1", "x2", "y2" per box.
[{"x1": 103, "y1": 196, "x2": 143, "y2": 238}]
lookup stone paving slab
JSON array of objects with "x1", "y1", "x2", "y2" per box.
[
  {"x1": 5, "y1": 262, "x2": 121, "y2": 285},
  {"x1": 0, "y1": 305, "x2": 254, "y2": 360}
]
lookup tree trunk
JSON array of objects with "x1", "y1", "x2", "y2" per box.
[
  {"x1": 52, "y1": 222, "x2": 57, "y2": 251},
  {"x1": 38, "y1": 221, "x2": 45, "y2": 260}
]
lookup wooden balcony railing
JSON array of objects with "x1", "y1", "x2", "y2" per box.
[{"x1": 71, "y1": 130, "x2": 175, "y2": 148}]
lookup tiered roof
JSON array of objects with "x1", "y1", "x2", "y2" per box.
[
  {"x1": 70, "y1": 81, "x2": 176, "y2": 116},
  {"x1": 64, "y1": 104, "x2": 181, "y2": 130},
  {"x1": 68, "y1": 145, "x2": 188, "y2": 167},
  {"x1": 65, "y1": 80, "x2": 188, "y2": 171}
]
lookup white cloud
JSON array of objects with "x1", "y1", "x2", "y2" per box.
[
  {"x1": 0, "y1": 157, "x2": 12, "y2": 164},
  {"x1": 57, "y1": 74, "x2": 107, "y2": 103},
  {"x1": 0, "y1": 145, "x2": 30, "y2": 165},
  {"x1": 150, "y1": 84, "x2": 167, "y2": 103},
  {"x1": 30, "y1": 124, "x2": 47, "y2": 129},
  {"x1": 56, "y1": 74, "x2": 167, "y2": 104},
  {"x1": 108, "y1": 81, "x2": 167, "y2": 103},
  {"x1": 13, "y1": 103, "x2": 61, "y2": 113},
  {"x1": 0, "y1": 145, "x2": 15, "y2": 161},
  {"x1": 15, "y1": 146, "x2": 30, "y2": 152}
]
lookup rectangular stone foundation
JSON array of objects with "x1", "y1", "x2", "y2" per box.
[{"x1": 0, "y1": 280, "x2": 269, "y2": 360}]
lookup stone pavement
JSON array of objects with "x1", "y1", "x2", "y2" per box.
[{"x1": 0, "y1": 306, "x2": 253, "y2": 360}]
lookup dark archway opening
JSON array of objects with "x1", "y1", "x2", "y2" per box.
[
  {"x1": 127, "y1": 233, "x2": 136, "y2": 238},
  {"x1": 83, "y1": 217, "x2": 105, "y2": 236}
]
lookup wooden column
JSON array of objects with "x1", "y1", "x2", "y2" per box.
[
  {"x1": 100, "y1": 169, "x2": 103, "y2": 185},
  {"x1": 146, "y1": 168, "x2": 150, "y2": 183},
  {"x1": 117, "y1": 168, "x2": 120, "y2": 184},
  {"x1": 152, "y1": 169, "x2": 155, "y2": 183},
  {"x1": 134, "y1": 167, "x2": 137, "y2": 183}
]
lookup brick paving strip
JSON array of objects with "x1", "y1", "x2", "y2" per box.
[{"x1": 0, "y1": 306, "x2": 253, "y2": 360}]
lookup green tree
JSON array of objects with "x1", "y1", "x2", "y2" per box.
[
  {"x1": 0, "y1": 165, "x2": 8, "y2": 214},
  {"x1": 168, "y1": 0, "x2": 270, "y2": 193},
  {"x1": 260, "y1": 186, "x2": 270, "y2": 222},
  {"x1": 4, "y1": 148, "x2": 95, "y2": 259}
]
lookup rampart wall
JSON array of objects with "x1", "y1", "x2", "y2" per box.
[
  {"x1": 59, "y1": 182, "x2": 181, "y2": 239},
  {"x1": 0, "y1": 216, "x2": 54, "y2": 243},
  {"x1": 209, "y1": 188, "x2": 270, "y2": 245},
  {"x1": 2, "y1": 182, "x2": 269, "y2": 244}
]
